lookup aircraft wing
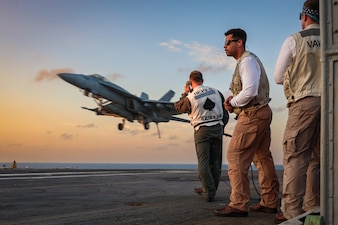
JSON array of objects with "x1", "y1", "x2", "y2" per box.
[
  {"x1": 142, "y1": 100, "x2": 180, "y2": 116},
  {"x1": 170, "y1": 116, "x2": 190, "y2": 123},
  {"x1": 98, "y1": 80, "x2": 136, "y2": 98},
  {"x1": 83, "y1": 102, "x2": 190, "y2": 124}
]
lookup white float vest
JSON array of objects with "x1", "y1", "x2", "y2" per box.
[{"x1": 187, "y1": 85, "x2": 223, "y2": 130}]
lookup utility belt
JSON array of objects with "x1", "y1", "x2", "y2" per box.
[{"x1": 233, "y1": 103, "x2": 268, "y2": 116}]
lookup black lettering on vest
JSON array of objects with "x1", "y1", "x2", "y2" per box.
[{"x1": 307, "y1": 40, "x2": 320, "y2": 48}]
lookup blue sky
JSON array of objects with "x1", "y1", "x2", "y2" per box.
[{"x1": 0, "y1": 0, "x2": 304, "y2": 165}]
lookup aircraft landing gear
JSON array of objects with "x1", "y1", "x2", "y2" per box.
[
  {"x1": 118, "y1": 119, "x2": 126, "y2": 130},
  {"x1": 144, "y1": 122, "x2": 149, "y2": 130}
]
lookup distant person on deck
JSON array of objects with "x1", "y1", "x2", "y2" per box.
[{"x1": 12, "y1": 160, "x2": 17, "y2": 169}]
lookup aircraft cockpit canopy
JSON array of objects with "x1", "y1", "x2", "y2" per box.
[{"x1": 90, "y1": 74, "x2": 110, "y2": 82}]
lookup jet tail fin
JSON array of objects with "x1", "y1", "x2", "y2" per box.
[{"x1": 159, "y1": 90, "x2": 175, "y2": 101}]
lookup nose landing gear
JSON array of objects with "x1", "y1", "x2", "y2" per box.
[{"x1": 118, "y1": 119, "x2": 125, "y2": 130}]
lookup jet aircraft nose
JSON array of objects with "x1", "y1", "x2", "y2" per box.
[
  {"x1": 58, "y1": 73, "x2": 76, "y2": 82},
  {"x1": 58, "y1": 73, "x2": 88, "y2": 89}
]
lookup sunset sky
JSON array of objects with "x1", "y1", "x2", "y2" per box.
[{"x1": 1, "y1": 0, "x2": 304, "y2": 165}]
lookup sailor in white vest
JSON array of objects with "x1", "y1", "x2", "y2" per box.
[
  {"x1": 274, "y1": 0, "x2": 321, "y2": 222},
  {"x1": 215, "y1": 28, "x2": 279, "y2": 218},
  {"x1": 174, "y1": 70, "x2": 228, "y2": 202}
]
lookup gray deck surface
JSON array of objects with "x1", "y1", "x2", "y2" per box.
[{"x1": 0, "y1": 169, "x2": 284, "y2": 225}]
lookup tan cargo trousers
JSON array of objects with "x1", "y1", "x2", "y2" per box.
[
  {"x1": 227, "y1": 104, "x2": 280, "y2": 211},
  {"x1": 281, "y1": 97, "x2": 320, "y2": 219}
]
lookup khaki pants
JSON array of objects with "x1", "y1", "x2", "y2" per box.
[
  {"x1": 227, "y1": 104, "x2": 280, "y2": 211},
  {"x1": 281, "y1": 97, "x2": 320, "y2": 219}
]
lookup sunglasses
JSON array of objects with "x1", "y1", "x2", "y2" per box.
[
  {"x1": 299, "y1": 13, "x2": 303, "y2": 20},
  {"x1": 225, "y1": 39, "x2": 239, "y2": 46}
]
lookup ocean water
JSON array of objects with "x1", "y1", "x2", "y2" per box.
[{"x1": 1, "y1": 162, "x2": 284, "y2": 170}]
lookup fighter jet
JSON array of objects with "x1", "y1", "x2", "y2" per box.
[{"x1": 58, "y1": 73, "x2": 190, "y2": 138}]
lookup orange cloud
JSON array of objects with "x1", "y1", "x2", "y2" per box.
[
  {"x1": 76, "y1": 123, "x2": 97, "y2": 129},
  {"x1": 35, "y1": 68, "x2": 74, "y2": 82},
  {"x1": 61, "y1": 133, "x2": 73, "y2": 140},
  {"x1": 108, "y1": 73, "x2": 124, "y2": 81}
]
